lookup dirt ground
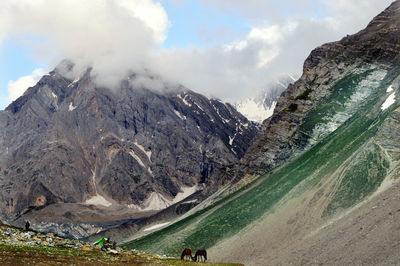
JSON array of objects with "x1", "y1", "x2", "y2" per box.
[{"x1": 209, "y1": 179, "x2": 400, "y2": 265}]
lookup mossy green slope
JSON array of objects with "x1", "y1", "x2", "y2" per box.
[{"x1": 125, "y1": 67, "x2": 400, "y2": 257}]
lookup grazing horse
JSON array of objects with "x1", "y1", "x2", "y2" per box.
[
  {"x1": 180, "y1": 248, "x2": 192, "y2": 261},
  {"x1": 194, "y1": 249, "x2": 207, "y2": 262}
]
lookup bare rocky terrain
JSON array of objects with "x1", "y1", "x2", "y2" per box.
[
  {"x1": 0, "y1": 65, "x2": 258, "y2": 238},
  {"x1": 236, "y1": 0, "x2": 400, "y2": 180},
  {"x1": 209, "y1": 175, "x2": 400, "y2": 265}
]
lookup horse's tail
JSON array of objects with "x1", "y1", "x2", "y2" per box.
[
  {"x1": 180, "y1": 251, "x2": 184, "y2": 260},
  {"x1": 204, "y1": 250, "x2": 207, "y2": 261}
]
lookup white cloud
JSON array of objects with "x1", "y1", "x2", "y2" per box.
[
  {"x1": 0, "y1": 0, "x2": 395, "y2": 104},
  {"x1": 149, "y1": 21, "x2": 301, "y2": 101},
  {"x1": 148, "y1": 0, "x2": 393, "y2": 101},
  {"x1": 0, "y1": 0, "x2": 169, "y2": 89},
  {"x1": 8, "y1": 68, "x2": 46, "y2": 102}
]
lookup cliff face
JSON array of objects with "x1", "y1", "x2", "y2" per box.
[
  {"x1": 238, "y1": 0, "x2": 400, "y2": 178},
  {"x1": 0, "y1": 65, "x2": 258, "y2": 235}
]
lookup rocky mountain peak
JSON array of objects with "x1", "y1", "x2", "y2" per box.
[
  {"x1": 235, "y1": 0, "x2": 400, "y2": 179},
  {"x1": 0, "y1": 65, "x2": 259, "y2": 237},
  {"x1": 304, "y1": 0, "x2": 400, "y2": 75}
]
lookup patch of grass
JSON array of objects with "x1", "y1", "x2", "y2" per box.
[
  {"x1": 0, "y1": 244, "x2": 240, "y2": 265},
  {"x1": 296, "y1": 88, "x2": 313, "y2": 100},
  {"x1": 288, "y1": 103, "x2": 298, "y2": 112}
]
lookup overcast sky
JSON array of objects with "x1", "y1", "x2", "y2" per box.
[{"x1": 0, "y1": 0, "x2": 394, "y2": 108}]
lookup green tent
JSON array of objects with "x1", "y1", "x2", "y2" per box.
[{"x1": 94, "y1": 237, "x2": 107, "y2": 246}]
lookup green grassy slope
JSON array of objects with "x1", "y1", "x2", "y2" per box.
[{"x1": 124, "y1": 67, "x2": 399, "y2": 257}]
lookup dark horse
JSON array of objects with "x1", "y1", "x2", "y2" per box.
[
  {"x1": 180, "y1": 248, "x2": 192, "y2": 261},
  {"x1": 194, "y1": 250, "x2": 207, "y2": 262}
]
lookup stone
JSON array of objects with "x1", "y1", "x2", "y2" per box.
[{"x1": 108, "y1": 249, "x2": 119, "y2": 254}]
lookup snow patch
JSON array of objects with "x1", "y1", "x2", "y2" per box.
[
  {"x1": 236, "y1": 98, "x2": 276, "y2": 123},
  {"x1": 85, "y1": 195, "x2": 112, "y2": 207},
  {"x1": 229, "y1": 135, "x2": 235, "y2": 146},
  {"x1": 178, "y1": 93, "x2": 192, "y2": 107},
  {"x1": 143, "y1": 222, "x2": 171, "y2": 232},
  {"x1": 194, "y1": 102, "x2": 205, "y2": 112},
  {"x1": 386, "y1": 85, "x2": 394, "y2": 93},
  {"x1": 129, "y1": 151, "x2": 146, "y2": 168},
  {"x1": 69, "y1": 102, "x2": 77, "y2": 111},
  {"x1": 229, "y1": 129, "x2": 238, "y2": 146},
  {"x1": 173, "y1": 185, "x2": 199, "y2": 203},
  {"x1": 131, "y1": 185, "x2": 199, "y2": 211},
  {"x1": 134, "y1": 141, "x2": 152, "y2": 162},
  {"x1": 214, "y1": 106, "x2": 231, "y2": 124},
  {"x1": 381, "y1": 92, "x2": 396, "y2": 110},
  {"x1": 174, "y1": 110, "x2": 186, "y2": 120},
  {"x1": 142, "y1": 192, "x2": 171, "y2": 211},
  {"x1": 68, "y1": 77, "x2": 80, "y2": 87},
  {"x1": 51, "y1": 92, "x2": 57, "y2": 99},
  {"x1": 182, "y1": 199, "x2": 197, "y2": 204}
]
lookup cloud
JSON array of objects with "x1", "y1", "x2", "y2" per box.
[
  {"x1": 0, "y1": 0, "x2": 168, "y2": 89},
  {"x1": 148, "y1": 0, "x2": 393, "y2": 101},
  {"x1": 149, "y1": 21, "x2": 300, "y2": 101},
  {"x1": 8, "y1": 68, "x2": 46, "y2": 102},
  {"x1": 0, "y1": 0, "x2": 395, "y2": 104}
]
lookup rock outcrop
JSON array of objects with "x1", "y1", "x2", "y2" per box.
[{"x1": 237, "y1": 0, "x2": 400, "y2": 178}]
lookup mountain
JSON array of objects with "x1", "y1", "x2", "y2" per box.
[
  {"x1": 234, "y1": 74, "x2": 298, "y2": 123},
  {"x1": 237, "y1": 0, "x2": 400, "y2": 178},
  {"x1": 0, "y1": 65, "x2": 259, "y2": 238},
  {"x1": 124, "y1": 2, "x2": 400, "y2": 264}
]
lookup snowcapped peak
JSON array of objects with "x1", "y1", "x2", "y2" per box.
[
  {"x1": 234, "y1": 73, "x2": 298, "y2": 123},
  {"x1": 235, "y1": 98, "x2": 276, "y2": 123}
]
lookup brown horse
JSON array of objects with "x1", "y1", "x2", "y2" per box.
[
  {"x1": 194, "y1": 250, "x2": 207, "y2": 262},
  {"x1": 180, "y1": 248, "x2": 192, "y2": 261}
]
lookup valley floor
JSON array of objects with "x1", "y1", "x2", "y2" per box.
[
  {"x1": 0, "y1": 223, "x2": 241, "y2": 265},
  {"x1": 210, "y1": 179, "x2": 400, "y2": 265}
]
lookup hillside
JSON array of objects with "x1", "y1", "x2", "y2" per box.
[{"x1": 123, "y1": 2, "x2": 400, "y2": 264}]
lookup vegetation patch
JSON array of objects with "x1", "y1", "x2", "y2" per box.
[
  {"x1": 288, "y1": 103, "x2": 298, "y2": 112},
  {"x1": 296, "y1": 88, "x2": 313, "y2": 100},
  {"x1": 324, "y1": 144, "x2": 389, "y2": 217}
]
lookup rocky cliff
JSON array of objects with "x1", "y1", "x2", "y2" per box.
[
  {"x1": 0, "y1": 65, "x2": 258, "y2": 237},
  {"x1": 237, "y1": 0, "x2": 400, "y2": 178}
]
